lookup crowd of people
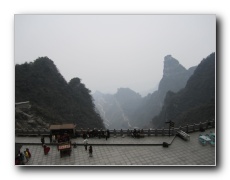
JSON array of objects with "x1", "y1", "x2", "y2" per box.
[
  {"x1": 15, "y1": 148, "x2": 31, "y2": 165},
  {"x1": 15, "y1": 135, "x2": 51, "y2": 165},
  {"x1": 130, "y1": 129, "x2": 144, "y2": 138},
  {"x1": 15, "y1": 137, "x2": 94, "y2": 165},
  {"x1": 15, "y1": 128, "x2": 123, "y2": 165},
  {"x1": 81, "y1": 128, "x2": 110, "y2": 139}
]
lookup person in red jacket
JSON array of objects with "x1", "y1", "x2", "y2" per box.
[{"x1": 43, "y1": 144, "x2": 50, "y2": 155}]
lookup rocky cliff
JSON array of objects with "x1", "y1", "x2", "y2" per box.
[
  {"x1": 152, "y1": 52, "x2": 215, "y2": 128},
  {"x1": 93, "y1": 55, "x2": 196, "y2": 129}
]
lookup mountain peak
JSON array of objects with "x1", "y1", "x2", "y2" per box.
[
  {"x1": 163, "y1": 55, "x2": 186, "y2": 77},
  {"x1": 116, "y1": 88, "x2": 141, "y2": 98},
  {"x1": 158, "y1": 55, "x2": 196, "y2": 101}
]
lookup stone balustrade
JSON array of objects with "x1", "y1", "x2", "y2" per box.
[{"x1": 15, "y1": 120, "x2": 215, "y2": 137}]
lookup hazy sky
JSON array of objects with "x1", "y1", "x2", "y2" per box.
[{"x1": 15, "y1": 15, "x2": 215, "y2": 95}]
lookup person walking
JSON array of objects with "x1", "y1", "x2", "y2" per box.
[
  {"x1": 83, "y1": 138, "x2": 88, "y2": 151},
  {"x1": 26, "y1": 148, "x2": 31, "y2": 159},
  {"x1": 105, "y1": 130, "x2": 108, "y2": 141},
  {"x1": 15, "y1": 151, "x2": 21, "y2": 165},
  {"x1": 41, "y1": 136, "x2": 45, "y2": 146},
  {"x1": 15, "y1": 155, "x2": 20, "y2": 165},
  {"x1": 52, "y1": 135, "x2": 56, "y2": 143},
  {"x1": 19, "y1": 152, "x2": 25, "y2": 165},
  {"x1": 24, "y1": 151, "x2": 29, "y2": 163},
  {"x1": 89, "y1": 145, "x2": 93, "y2": 157},
  {"x1": 43, "y1": 144, "x2": 50, "y2": 155},
  {"x1": 49, "y1": 134, "x2": 52, "y2": 143},
  {"x1": 107, "y1": 129, "x2": 110, "y2": 138}
]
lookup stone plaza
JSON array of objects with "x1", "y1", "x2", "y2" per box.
[{"x1": 15, "y1": 128, "x2": 215, "y2": 166}]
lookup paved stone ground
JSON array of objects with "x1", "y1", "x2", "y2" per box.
[{"x1": 15, "y1": 128, "x2": 215, "y2": 166}]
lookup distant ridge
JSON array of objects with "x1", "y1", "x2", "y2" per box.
[
  {"x1": 93, "y1": 55, "x2": 197, "y2": 129},
  {"x1": 93, "y1": 88, "x2": 142, "y2": 129}
]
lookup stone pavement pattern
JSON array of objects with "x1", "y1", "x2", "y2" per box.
[{"x1": 16, "y1": 129, "x2": 215, "y2": 166}]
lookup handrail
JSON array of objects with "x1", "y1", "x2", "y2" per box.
[{"x1": 15, "y1": 120, "x2": 215, "y2": 137}]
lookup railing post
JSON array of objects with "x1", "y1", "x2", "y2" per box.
[
  {"x1": 127, "y1": 129, "x2": 130, "y2": 136},
  {"x1": 113, "y1": 129, "x2": 116, "y2": 137},
  {"x1": 199, "y1": 122, "x2": 202, "y2": 131},
  {"x1": 18, "y1": 125, "x2": 217, "y2": 138},
  {"x1": 148, "y1": 129, "x2": 150, "y2": 136},
  {"x1": 141, "y1": 129, "x2": 144, "y2": 135},
  {"x1": 171, "y1": 128, "x2": 174, "y2": 135}
]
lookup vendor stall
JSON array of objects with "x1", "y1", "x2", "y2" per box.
[
  {"x1": 49, "y1": 124, "x2": 76, "y2": 140},
  {"x1": 58, "y1": 142, "x2": 72, "y2": 158}
]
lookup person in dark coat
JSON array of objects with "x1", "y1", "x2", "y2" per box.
[
  {"x1": 107, "y1": 129, "x2": 110, "y2": 138},
  {"x1": 16, "y1": 151, "x2": 21, "y2": 165},
  {"x1": 89, "y1": 145, "x2": 93, "y2": 157},
  {"x1": 15, "y1": 156, "x2": 20, "y2": 165},
  {"x1": 105, "y1": 130, "x2": 108, "y2": 140},
  {"x1": 49, "y1": 134, "x2": 52, "y2": 143},
  {"x1": 41, "y1": 136, "x2": 45, "y2": 146},
  {"x1": 19, "y1": 152, "x2": 25, "y2": 165}
]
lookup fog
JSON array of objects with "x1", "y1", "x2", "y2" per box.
[{"x1": 15, "y1": 15, "x2": 215, "y2": 95}]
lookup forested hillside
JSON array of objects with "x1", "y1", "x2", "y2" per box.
[{"x1": 15, "y1": 57, "x2": 105, "y2": 129}]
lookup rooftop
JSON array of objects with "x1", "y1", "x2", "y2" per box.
[{"x1": 49, "y1": 124, "x2": 76, "y2": 130}]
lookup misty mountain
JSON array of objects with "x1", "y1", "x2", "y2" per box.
[
  {"x1": 93, "y1": 55, "x2": 196, "y2": 129},
  {"x1": 152, "y1": 52, "x2": 215, "y2": 128},
  {"x1": 129, "y1": 55, "x2": 197, "y2": 128},
  {"x1": 93, "y1": 88, "x2": 142, "y2": 129},
  {"x1": 158, "y1": 55, "x2": 197, "y2": 100},
  {"x1": 15, "y1": 57, "x2": 105, "y2": 129}
]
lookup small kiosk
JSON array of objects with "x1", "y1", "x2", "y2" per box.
[
  {"x1": 49, "y1": 124, "x2": 76, "y2": 158},
  {"x1": 49, "y1": 124, "x2": 76, "y2": 138},
  {"x1": 58, "y1": 142, "x2": 72, "y2": 158}
]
